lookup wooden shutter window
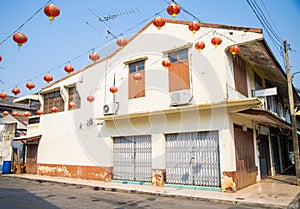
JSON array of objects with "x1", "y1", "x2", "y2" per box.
[
  {"x1": 128, "y1": 60, "x2": 145, "y2": 99},
  {"x1": 233, "y1": 56, "x2": 248, "y2": 97},
  {"x1": 68, "y1": 86, "x2": 81, "y2": 109},
  {"x1": 43, "y1": 90, "x2": 64, "y2": 114},
  {"x1": 168, "y1": 48, "x2": 190, "y2": 92}
]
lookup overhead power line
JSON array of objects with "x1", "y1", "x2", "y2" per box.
[{"x1": 246, "y1": 0, "x2": 283, "y2": 55}]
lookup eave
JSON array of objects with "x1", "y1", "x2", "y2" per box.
[
  {"x1": 96, "y1": 98, "x2": 262, "y2": 121},
  {"x1": 235, "y1": 108, "x2": 292, "y2": 130},
  {"x1": 231, "y1": 38, "x2": 300, "y2": 103}
]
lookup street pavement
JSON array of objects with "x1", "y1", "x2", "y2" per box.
[
  {"x1": 0, "y1": 177, "x2": 257, "y2": 209},
  {"x1": 1, "y1": 173, "x2": 300, "y2": 209}
]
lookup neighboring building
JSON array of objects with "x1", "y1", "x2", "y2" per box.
[
  {"x1": 24, "y1": 19, "x2": 298, "y2": 191},
  {"x1": 0, "y1": 95, "x2": 39, "y2": 173}
]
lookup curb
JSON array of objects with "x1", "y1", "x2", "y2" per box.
[{"x1": 1, "y1": 175, "x2": 289, "y2": 209}]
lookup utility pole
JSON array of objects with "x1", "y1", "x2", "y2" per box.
[{"x1": 284, "y1": 40, "x2": 300, "y2": 186}]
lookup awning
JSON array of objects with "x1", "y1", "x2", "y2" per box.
[
  {"x1": 228, "y1": 38, "x2": 299, "y2": 103},
  {"x1": 235, "y1": 108, "x2": 292, "y2": 130},
  {"x1": 13, "y1": 134, "x2": 42, "y2": 143},
  {"x1": 97, "y1": 98, "x2": 262, "y2": 121}
]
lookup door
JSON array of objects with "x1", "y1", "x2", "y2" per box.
[
  {"x1": 234, "y1": 125, "x2": 257, "y2": 189},
  {"x1": 166, "y1": 131, "x2": 220, "y2": 187},
  {"x1": 26, "y1": 144, "x2": 38, "y2": 174},
  {"x1": 258, "y1": 135, "x2": 271, "y2": 177},
  {"x1": 113, "y1": 135, "x2": 152, "y2": 182},
  {"x1": 271, "y1": 136, "x2": 281, "y2": 173}
]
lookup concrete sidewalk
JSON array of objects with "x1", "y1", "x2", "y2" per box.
[{"x1": 2, "y1": 174, "x2": 300, "y2": 209}]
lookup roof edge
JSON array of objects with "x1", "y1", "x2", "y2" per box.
[{"x1": 41, "y1": 19, "x2": 262, "y2": 91}]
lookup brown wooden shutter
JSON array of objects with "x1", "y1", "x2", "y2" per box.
[
  {"x1": 233, "y1": 56, "x2": 248, "y2": 97},
  {"x1": 169, "y1": 60, "x2": 190, "y2": 92},
  {"x1": 43, "y1": 91, "x2": 65, "y2": 114},
  {"x1": 69, "y1": 87, "x2": 81, "y2": 109},
  {"x1": 129, "y1": 70, "x2": 145, "y2": 99}
]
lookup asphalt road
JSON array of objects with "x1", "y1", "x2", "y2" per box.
[{"x1": 0, "y1": 176, "x2": 258, "y2": 209}]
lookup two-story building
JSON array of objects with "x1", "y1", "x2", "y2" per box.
[{"x1": 27, "y1": 19, "x2": 298, "y2": 192}]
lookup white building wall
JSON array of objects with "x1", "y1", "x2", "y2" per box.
[{"x1": 38, "y1": 21, "x2": 263, "y2": 171}]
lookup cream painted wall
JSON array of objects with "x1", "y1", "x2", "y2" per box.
[{"x1": 38, "y1": 21, "x2": 263, "y2": 170}]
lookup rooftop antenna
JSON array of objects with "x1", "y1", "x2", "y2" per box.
[
  {"x1": 86, "y1": 8, "x2": 139, "y2": 24},
  {"x1": 86, "y1": 8, "x2": 139, "y2": 105}
]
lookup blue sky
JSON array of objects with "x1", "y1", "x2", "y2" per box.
[{"x1": 0, "y1": 0, "x2": 300, "y2": 97}]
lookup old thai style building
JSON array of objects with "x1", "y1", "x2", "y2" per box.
[{"x1": 21, "y1": 19, "x2": 298, "y2": 192}]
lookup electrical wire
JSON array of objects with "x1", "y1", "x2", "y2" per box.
[
  {"x1": 246, "y1": 0, "x2": 283, "y2": 57},
  {"x1": 259, "y1": 0, "x2": 282, "y2": 40},
  {"x1": 0, "y1": 0, "x2": 51, "y2": 47},
  {"x1": 0, "y1": 8, "x2": 166, "y2": 93}
]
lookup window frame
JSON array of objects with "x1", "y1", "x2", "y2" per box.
[
  {"x1": 68, "y1": 86, "x2": 81, "y2": 110},
  {"x1": 126, "y1": 58, "x2": 147, "y2": 99},
  {"x1": 43, "y1": 90, "x2": 64, "y2": 114},
  {"x1": 166, "y1": 47, "x2": 190, "y2": 92}
]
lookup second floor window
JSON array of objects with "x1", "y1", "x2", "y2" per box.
[
  {"x1": 168, "y1": 48, "x2": 190, "y2": 92},
  {"x1": 43, "y1": 90, "x2": 64, "y2": 114},
  {"x1": 69, "y1": 86, "x2": 81, "y2": 110},
  {"x1": 233, "y1": 55, "x2": 248, "y2": 97},
  {"x1": 128, "y1": 60, "x2": 145, "y2": 99}
]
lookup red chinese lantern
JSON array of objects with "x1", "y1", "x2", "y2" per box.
[
  {"x1": 167, "y1": 3, "x2": 180, "y2": 17},
  {"x1": 188, "y1": 21, "x2": 201, "y2": 34},
  {"x1": 230, "y1": 45, "x2": 240, "y2": 56},
  {"x1": 110, "y1": 86, "x2": 118, "y2": 94},
  {"x1": 24, "y1": 111, "x2": 31, "y2": 117},
  {"x1": 44, "y1": 4, "x2": 60, "y2": 21},
  {"x1": 12, "y1": 111, "x2": 19, "y2": 117},
  {"x1": 89, "y1": 51, "x2": 100, "y2": 63},
  {"x1": 26, "y1": 81, "x2": 35, "y2": 90},
  {"x1": 2, "y1": 111, "x2": 9, "y2": 116},
  {"x1": 68, "y1": 101, "x2": 76, "y2": 109},
  {"x1": 36, "y1": 109, "x2": 43, "y2": 115},
  {"x1": 153, "y1": 16, "x2": 165, "y2": 30},
  {"x1": 44, "y1": 74, "x2": 53, "y2": 83},
  {"x1": 64, "y1": 64, "x2": 74, "y2": 74},
  {"x1": 133, "y1": 72, "x2": 142, "y2": 83},
  {"x1": 195, "y1": 41, "x2": 205, "y2": 51},
  {"x1": 87, "y1": 95, "x2": 95, "y2": 103},
  {"x1": 162, "y1": 58, "x2": 171, "y2": 69},
  {"x1": 51, "y1": 106, "x2": 58, "y2": 113},
  {"x1": 116, "y1": 37, "x2": 128, "y2": 48},
  {"x1": 211, "y1": 36, "x2": 222, "y2": 47},
  {"x1": 13, "y1": 32, "x2": 28, "y2": 47},
  {"x1": 0, "y1": 55, "x2": 2, "y2": 62},
  {"x1": 0, "y1": 92, "x2": 7, "y2": 100},
  {"x1": 12, "y1": 88, "x2": 20, "y2": 96}
]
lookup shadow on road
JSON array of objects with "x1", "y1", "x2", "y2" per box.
[{"x1": 0, "y1": 187, "x2": 59, "y2": 209}]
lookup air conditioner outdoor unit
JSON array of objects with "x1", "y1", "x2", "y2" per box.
[
  {"x1": 170, "y1": 89, "x2": 192, "y2": 106},
  {"x1": 103, "y1": 103, "x2": 118, "y2": 115}
]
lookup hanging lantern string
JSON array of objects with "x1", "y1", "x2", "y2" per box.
[
  {"x1": 0, "y1": 6, "x2": 166, "y2": 92},
  {"x1": 81, "y1": 54, "x2": 165, "y2": 99},
  {"x1": 119, "y1": 8, "x2": 166, "y2": 39},
  {"x1": 0, "y1": 7, "x2": 184, "y2": 94},
  {"x1": 0, "y1": 0, "x2": 51, "y2": 47},
  {"x1": 214, "y1": 31, "x2": 237, "y2": 44}
]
